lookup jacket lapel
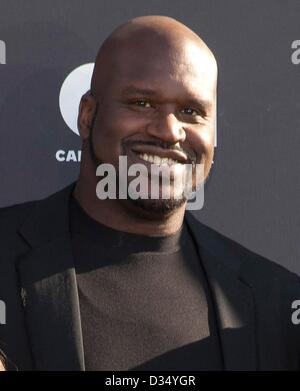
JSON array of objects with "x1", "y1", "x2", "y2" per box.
[
  {"x1": 185, "y1": 212, "x2": 257, "y2": 370},
  {"x1": 17, "y1": 182, "x2": 85, "y2": 370}
]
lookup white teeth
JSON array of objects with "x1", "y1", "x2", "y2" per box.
[{"x1": 138, "y1": 153, "x2": 181, "y2": 166}]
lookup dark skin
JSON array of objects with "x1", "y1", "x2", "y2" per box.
[{"x1": 74, "y1": 15, "x2": 217, "y2": 236}]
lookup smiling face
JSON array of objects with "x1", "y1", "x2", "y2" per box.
[{"x1": 80, "y1": 19, "x2": 217, "y2": 216}]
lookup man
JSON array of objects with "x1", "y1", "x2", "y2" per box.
[{"x1": 0, "y1": 15, "x2": 299, "y2": 371}]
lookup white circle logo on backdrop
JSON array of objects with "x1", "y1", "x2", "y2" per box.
[{"x1": 59, "y1": 63, "x2": 95, "y2": 135}]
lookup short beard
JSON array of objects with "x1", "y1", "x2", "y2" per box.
[{"x1": 126, "y1": 195, "x2": 187, "y2": 216}]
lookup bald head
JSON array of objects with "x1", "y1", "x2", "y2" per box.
[{"x1": 91, "y1": 15, "x2": 217, "y2": 99}]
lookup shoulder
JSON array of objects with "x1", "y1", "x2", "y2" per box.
[
  {"x1": 0, "y1": 182, "x2": 75, "y2": 237},
  {"x1": 185, "y1": 211, "x2": 300, "y2": 293},
  {"x1": 0, "y1": 200, "x2": 39, "y2": 234}
]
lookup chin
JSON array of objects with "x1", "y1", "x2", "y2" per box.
[{"x1": 128, "y1": 196, "x2": 187, "y2": 216}]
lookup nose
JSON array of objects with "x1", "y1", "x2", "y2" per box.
[{"x1": 146, "y1": 111, "x2": 186, "y2": 144}]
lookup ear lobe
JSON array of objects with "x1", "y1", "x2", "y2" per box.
[{"x1": 77, "y1": 91, "x2": 97, "y2": 140}]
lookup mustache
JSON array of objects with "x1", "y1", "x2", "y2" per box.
[{"x1": 122, "y1": 140, "x2": 196, "y2": 163}]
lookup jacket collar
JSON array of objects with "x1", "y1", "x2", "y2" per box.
[{"x1": 17, "y1": 182, "x2": 256, "y2": 370}]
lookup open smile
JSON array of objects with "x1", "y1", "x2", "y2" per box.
[{"x1": 130, "y1": 145, "x2": 188, "y2": 166}]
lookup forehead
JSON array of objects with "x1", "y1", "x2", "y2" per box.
[{"x1": 109, "y1": 39, "x2": 217, "y2": 100}]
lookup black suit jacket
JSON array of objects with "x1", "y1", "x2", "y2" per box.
[{"x1": 0, "y1": 182, "x2": 299, "y2": 370}]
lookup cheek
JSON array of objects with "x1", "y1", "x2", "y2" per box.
[
  {"x1": 91, "y1": 108, "x2": 147, "y2": 161},
  {"x1": 202, "y1": 132, "x2": 215, "y2": 161},
  {"x1": 187, "y1": 125, "x2": 215, "y2": 161},
  {"x1": 91, "y1": 114, "x2": 121, "y2": 163}
]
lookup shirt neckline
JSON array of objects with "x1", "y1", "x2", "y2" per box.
[{"x1": 69, "y1": 195, "x2": 187, "y2": 254}]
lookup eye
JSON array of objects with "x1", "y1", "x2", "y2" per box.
[
  {"x1": 181, "y1": 107, "x2": 200, "y2": 117},
  {"x1": 133, "y1": 100, "x2": 152, "y2": 108}
]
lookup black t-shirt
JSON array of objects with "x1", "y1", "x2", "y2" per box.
[{"x1": 70, "y1": 196, "x2": 223, "y2": 371}]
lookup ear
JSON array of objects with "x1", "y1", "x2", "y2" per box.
[{"x1": 77, "y1": 90, "x2": 98, "y2": 140}]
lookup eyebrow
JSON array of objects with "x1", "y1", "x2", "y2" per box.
[
  {"x1": 121, "y1": 86, "x2": 157, "y2": 96},
  {"x1": 121, "y1": 85, "x2": 213, "y2": 111},
  {"x1": 184, "y1": 98, "x2": 213, "y2": 112}
]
